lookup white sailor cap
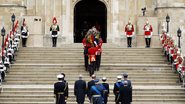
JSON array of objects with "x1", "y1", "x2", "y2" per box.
[
  {"x1": 79, "y1": 74, "x2": 83, "y2": 78},
  {"x1": 91, "y1": 74, "x2": 96, "y2": 78},
  {"x1": 57, "y1": 74, "x2": 64, "y2": 78},
  {"x1": 102, "y1": 77, "x2": 107, "y2": 81},
  {"x1": 117, "y1": 75, "x2": 122, "y2": 79}
]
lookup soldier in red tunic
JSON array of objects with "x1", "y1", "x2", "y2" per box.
[
  {"x1": 88, "y1": 47, "x2": 98, "y2": 76},
  {"x1": 144, "y1": 20, "x2": 153, "y2": 48},
  {"x1": 125, "y1": 20, "x2": 134, "y2": 48}
]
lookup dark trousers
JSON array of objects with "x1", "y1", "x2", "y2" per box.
[
  {"x1": 88, "y1": 61, "x2": 96, "y2": 76},
  {"x1": 52, "y1": 37, "x2": 57, "y2": 47},
  {"x1": 96, "y1": 54, "x2": 101, "y2": 71},
  {"x1": 22, "y1": 38, "x2": 27, "y2": 47},
  {"x1": 127, "y1": 37, "x2": 132, "y2": 47},
  {"x1": 145, "y1": 38, "x2": 151, "y2": 47},
  {"x1": 84, "y1": 55, "x2": 88, "y2": 71}
]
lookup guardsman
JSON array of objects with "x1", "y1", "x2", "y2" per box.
[
  {"x1": 125, "y1": 20, "x2": 134, "y2": 48},
  {"x1": 90, "y1": 79, "x2": 104, "y2": 104},
  {"x1": 0, "y1": 61, "x2": 6, "y2": 82},
  {"x1": 74, "y1": 75, "x2": 86, "y2": 104},
  {"x1": 54, "y1": 74, "x2": 68, "y2": 104},
  {"x1": 87, "y1": 74, "x2": 96, "y2": 101},
  {"x1": 21, "y1": 18, "x2": 29, "y2": 47},
  {"x1": 82, "y1": 37, "x2": 91, "y2": 71},
  {"x1": 100, "y1": 77, "x2": 109, "y2": 104},
  {"x1": 50, "y1": 17, "x2": 60, "y2": 47},
  {"x1": 144, "y1": 20, "x2": 153, "y2": 48},
  {"x1": 119, "y1": 81, "x2": 132, "y2": 104},
  {"x1": 113, "y1": 75, "x2": 123, "y2": 104},
  {"x1": 96, "y1": 37, "x2": 103, "y2": 71},
  {"x1": 88, "y1": 47, "x2": 98, "y2": 76}
]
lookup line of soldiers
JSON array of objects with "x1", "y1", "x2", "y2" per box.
[
  {"x1": 160, "y1": 26, "x2": 185, "y2": 86},
  {"x1": 54, "y1": 73, "x2": 132, "y2": 104},
  {"x1": 82, "y1": 26, "x2": 103, "y2": 76},
  {"x1": 0, "y1": 20, "x2": 22, "y2": 84},
  {"x1": 124, "y1": 19, "x2": 153, "y2": 48}
]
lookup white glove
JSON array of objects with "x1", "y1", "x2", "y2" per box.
[
  {"x1": 125, "y1": 32, "x2": 127, "y2": 36},
  {"x1": 151, "y1": 32, "x2": 153, "y2": 37},
  {"x1": 57, "y1": 32, "x2": 60, "y2": 36},
  {"x1": 50, "y1": 31, "x2": 52, "y2": 35}
]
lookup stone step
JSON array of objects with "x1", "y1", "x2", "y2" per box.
[
  {"x1": 0, "y1": 102, "x2": 185, "y2": 104},
  {"x1": 4, "y1": 81, "x2": 178, "y2": 85},
  {"x1": 14, "y1": 61, "x2": 168, "y2": 64},
  {"x1": 0, "y1": 98, "x2": 185, "y2": 102}
]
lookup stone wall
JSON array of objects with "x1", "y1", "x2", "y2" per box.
[{"x1": 0, "y1": 0, "x2": 184, "y2": 52}]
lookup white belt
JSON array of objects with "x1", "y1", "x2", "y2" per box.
[{"x1": 93, "y1": 95, "x2": 101, "y2": 97}]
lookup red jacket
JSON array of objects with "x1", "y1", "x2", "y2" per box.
[
  {"x1": 125, "y1": 24, "x2": 134, "y2": 35},
  {"x1": 144, "y1": 24, "x2": 153, "y2": 36},
  {"x1": 88, "y1": 47, "x2": 98, "y2": 62}
]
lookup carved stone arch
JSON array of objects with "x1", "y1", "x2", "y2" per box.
[{"x1": 73, "y1": 0, "x2": 110, "y2": 43}]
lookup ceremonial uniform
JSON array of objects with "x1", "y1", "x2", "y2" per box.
[
  {"x1": 125, "y1": 21, "x2": 134, "y2": 47},
  {"x1": 101, "y1": 77, "x2": 109, "y2": 104},
  {"x1": 54, "y1": 75, "x2": 68, "y2": 104},
  {"x1": 50, "y1": 17, "x2": 60, "y2": 47},
  {"x1": 88, "y1": 47, "x2": 98, "y2": 76},
  {"x1": 90, "y1": 79, "x2": 104, "y2": 104},
  {"x1": 0, "y1": 62, "x2": 6, "y2": 82},
  {"x1": 87, "y1": 75, "x2": 96, "y2": 100},
  {"x1": 144, "y1": 21, "x2": 153, "y2": 48},
  {"x1": 21, "y1": 18, "x2": 29, "y2": 47},
  {"x1": 113, "y1": 76, "x2": 123, "y2": 104},
  {"x1": 119, "y1": 81, "x2": 132, "y2": 104},
  {"x1": 82, "y1": 38, "x2": 91, "y2": 71},
  {"x1": 96, "y1": 38, "x2": 103, "y2": 71},
  {"x1": 74, "y1": 76, "x2": 86, "y2": 104}
]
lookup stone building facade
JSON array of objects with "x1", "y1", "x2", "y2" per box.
[{"x1": 0, "y1": 0, "x2": 184, "y2": 52}]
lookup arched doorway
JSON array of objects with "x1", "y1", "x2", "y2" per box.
[{"x1": 74, "y1": 0, "x2": 107, "y2": 43}]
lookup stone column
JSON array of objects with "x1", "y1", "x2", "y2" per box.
[{"x1": 111, "y1": 0, "x2": 119, "y2": 44}]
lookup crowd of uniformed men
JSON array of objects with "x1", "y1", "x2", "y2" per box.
[
  {"x1": 0, "y1": 18, "x2": 29, "y2": 84},
  {"x1": 160, "y1": 25, "x2": 185, "y2": 86},
  {"x1": 54, "y1": 73, "x2": 132, "y2": 104}
]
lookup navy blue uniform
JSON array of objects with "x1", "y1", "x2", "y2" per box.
[
  {"x1": 101, "y1": 83, "x2": 109, "y2": 104},
  {"x1": 54, "y1": 81, "x2": 68, "y2": 104},
  {"x1": 74, "y1": 79, "x2": 86, "y2": 104},
  {"x1": 87, "y1": 80, "x2": 95, "y2": 100},
  {"x1": 113, "y1": 81, "x2": 123, "y2": 104},
  {"x1": 90, "y1": 84, "x2": 104, "y2": 104},
  {"x1": 119, "y1": 85, "x2": 132, "y2": 104}
]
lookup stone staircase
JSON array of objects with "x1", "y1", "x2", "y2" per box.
[{"x1": 0, "y1": 44, "x2": 185, "y2": 104}]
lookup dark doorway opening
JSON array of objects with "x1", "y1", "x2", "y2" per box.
[{"x1": 74, "y1": 0, "x2": 107, "y2": 43}]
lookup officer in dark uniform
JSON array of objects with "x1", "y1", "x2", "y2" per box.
[
  {"x1": 54, "y1": 74, "x2": 68, "y2": 104},
  {"x1": 122, "y1": 73, "x2": 132, "y2": 88},
  {"x1": 87, "y1": 74, "x2": 96, "y2": 101},
  {"x1": 119, "y1": 81, "x2": 132, "y2": 104},
  {"x1": 74, "y1": 75, "x2": 86, "y2": 104},
  {"x1": 90, "y1": 79, "x2": 104, "y2": 104},
  {"x1": 101, "y1": 77, "x2": 109, "y2": 104},
  {"x1": 113, "y1": 75, "x2": 123, "y2": 104}
]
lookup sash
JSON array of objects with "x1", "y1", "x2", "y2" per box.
[
  {"x1": 99, "y1": 84, "x2": 106, "y2": 91},
  {"x1": 92, "y1": 86, "x2": 101, "y2": 95},
  {"x1": 116, "y1": 82, "x2": 123, "y2": 88}
]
